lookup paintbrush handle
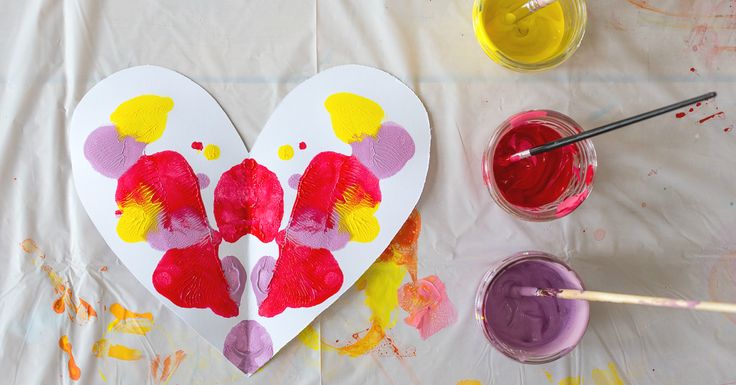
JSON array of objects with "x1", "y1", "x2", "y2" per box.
[
  {"x1": 529, "y1": 288, "x2": 736, "y2": 314},
  {"x1": 526, "y1": 92, "x2": 717, "y2": 157},
  {"x1": 506, "y1": 0, "x2": 557, "y2": 23}
]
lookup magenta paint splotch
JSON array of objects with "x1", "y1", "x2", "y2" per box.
[
  {"x1": 84, "y1": 125, "x2": 146, "y2": 178},
  {"x1": 251, "y1": 256, "x2": 276, "y2": 307},
  {"x1": 479, "y1": 254, "x2": 588, "y2": 363},
  {"x1": 223, "y1": 320, "x2": 273, "y2": 374},
  {"x1": 145, "y1": 208, "x2": 211, "y2": 251},
  {"x1": 221, "y1": 256, "x2": 247, "y2": 306},
  {"x1": 350, "y1": 121, "x2": 415, "y2": 179}
]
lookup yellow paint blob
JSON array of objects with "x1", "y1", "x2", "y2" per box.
[
  {"x1": 92, "y1": 339, "x2": 142, "y2": 361},
  {"x1": 111, "y1": 95, "x2": 174, "y2": 143},
  {"x1": 473, "y1": 0, "x2": 566, "y2": 65},
  {"x1": 297, "y1": 325, "x2": 321, "y2": 351},
  {"x1": 108, "y1": 303, "x2": 154, "y2": 335},
  {"x1": 277, "y1": 144, "x2": 294, "y2": 160},
  {"x1": 592, "y1": 363, "x2": 624, "y2": 385},
  {"x1": 203, "y1": 144, "x2": 221, "y2": 160},
  {"x1": 116, "y1": 185, "x2": 162, "y2": 243},
  {"x1": 324, "y1": 92, "x2": 384, "y2": 144},
  {"x1": 335, "y1": 186, "x2": 380, "y2": 243},
  {"x1": 356, "y1": 261, "x2": 406, "y2": 329}
]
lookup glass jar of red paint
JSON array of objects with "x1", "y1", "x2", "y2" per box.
[
  {"x1": 482, "y1": 110, "x2": 596, "y2": 221},
  {"x1": 474, "y1": 251, "x2": 589, "y2": 363}
]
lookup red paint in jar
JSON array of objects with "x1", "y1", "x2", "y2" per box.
[{"x1": 492, "y1": 122, "x2": 576, "y2": 208}]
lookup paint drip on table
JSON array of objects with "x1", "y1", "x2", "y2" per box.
[{"x1": 73, "y1": 65, "x2": 430, "y2": 375}]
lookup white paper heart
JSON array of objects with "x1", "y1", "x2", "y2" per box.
[{"x1": 70, "y1": 65, "x2": 430, "y2": 374}]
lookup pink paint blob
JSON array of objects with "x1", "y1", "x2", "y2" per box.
[
  {"x1": 223, "y1": 320, "x2": 273, "y2": 374},
  {"x1": 221, "y1": 255, "x2": 247, "y2": 306},
  {"x1": 398, "y1": 275, "x2": 457, "y2": 339},
  {"x1": 477, "y1": 253, "x2": 589, "y2": 363},
  {"x1": 350, "y1": 121, "x2": 415, "y2": 179},
  {"x1": 251, "y1": 256, "x2": 276, "y2": 307},
  {"x1": 287, "y1": 173, "x2": 301, "y2": 190},
  {"x1": 196, "y1": 173, "x2": 210, "y2": 189},
  {"x1": 84, "y1": 125, "x2": 146, "y2": 178}
]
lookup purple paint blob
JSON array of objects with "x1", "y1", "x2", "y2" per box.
[
  {"x1": 223, "y1": 320, "x2": 273, "y2": 374},
  {"x1": 84, "y1": 125, "x2": 146, "y2": 178},
  {"x1": 285, "y1": 210, "x2": 350, "y2": 251},
  {"x1": 479, "y1": 254, "x2": 588, "y2": 363},
  {"x1": 350, "y1": 121, "x2": 415, "y2": 179},
  {"x1": 146, "y1": 208, "x2": 210, "y2": 251},
  {"x1": 251, "y1": 256, "x2": 276, "y2": 307},
  {"x1": 196, "y1": 173, "x2": 210, "y2": 189},
  {"x1": 221, "y1": 255, "x2": 247, "y2": 306},
  {"x1": 287, "y1": 173, "x2": 301, "y2": 190}
]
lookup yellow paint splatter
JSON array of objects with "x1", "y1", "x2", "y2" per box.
[
  {"x1": 151, "y1": 350, "x2": 187, "y2": 385},
  {"x1": 110, "y1": 95, "x2": 174, "y2": 144},
  {"x1": 592, "y1": 363, "x2": 624, "y2": 385},
  {"x1": 558, "y1": 378, "x2": 582, "y2": 385},
  {"x1": 93, "y1": 339, "x2": 142, "y2": 361},
  {"x1": 297, "y1": 325, "x2": 321, "y2": 351},
  {"x1": 59, "y1": 335, "x2": 81, "y2": 381},
  {"x1": 20, "y1": 239, "x2": 97, "y2": 325},
  {"x1": 116, "y1": 185, "x2": 162, "y2": 243},
  {"x1": 457, "y1": 381, "x2": 482, "y2": 385},
  {"x1": 203, "y1": 144, "x2": 221, "y2": 160},
  {"x1": 277, "y1": 144, "x2": 294, "y2": 160},
  {"x1": 107, "y1": 303, "x2": 154, "y2": 335},
  {"x1": 545, "y1": 371, "x2": 554, "y2": 383},
  {"x1": 324, "y1": 92, "x2": 384, "y2": 144},
  {"x1": 334, "y1": 186, "x2": 380, "y2": 243}
]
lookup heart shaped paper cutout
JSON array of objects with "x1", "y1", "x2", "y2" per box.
[{"x1": 70, "y1": 65, "x2": 430, "y2": 374}]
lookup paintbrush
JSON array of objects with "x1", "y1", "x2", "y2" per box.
[
  {"x1": 504, "y1": 0, "x2": 558, "y2": 24},
  {"x1": 512, "y1": 286, "x2": 736, "y2": 314},
  {"x1": 506, "y1": 92, "x2": 717, "y2": 163}
]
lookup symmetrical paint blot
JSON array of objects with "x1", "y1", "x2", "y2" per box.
[
  {"x1": 251, "y1": 256, "x2": 276, "y2": 307},
  {"x1": 59, "y1": 336, "x2": 81, "y2": 381},
  {"x1": 223, "y1": 320, "x2": 274, "y2": 374},
  {"x1": 151, "y1": 350, "x2": 187, "y2": 385},
  {"x1": 20, "y1": 239, "x2": 97, "y2": 325},
  {"x1": 214, "y1": 158, "x2": 284, "y2": 243},
  {"x1": 85, "y1": 95, "x2": 238, "y2": 318}
]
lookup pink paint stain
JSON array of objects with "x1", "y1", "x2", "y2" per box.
[
  {"x1": 593, "y1": 229, "x2": 607, "y2": 241},
  {"x1": 398, "y1": 275, "x2": 457, "y2": 339}
]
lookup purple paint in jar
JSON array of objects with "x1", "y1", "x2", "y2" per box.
[{"x1": 475, "y1": 251, "x2": 589, "y2": 363}]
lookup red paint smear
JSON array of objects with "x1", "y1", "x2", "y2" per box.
[
  {"x1": 675, "y1": 112, "x2": 687, "y2": 119},
  {"x1": 299, "y1": 142, "x2": 307, "y2": 150},
  {"x1": 285, "y1": 152, "x2": 381, "y2": 247},
  {"x1": 114, "y1": 210, "x2": 122, "y2": 216},
  {"x1": 153, "y1": 241, "x2": 239, "y2": 318},
  {"x1": 119, "y1": 151, "x2": 236, "y2": 317},
  {"x1": 690, "y1": 67, "x2": 697, "y2": 73},
  {"x1": 214, "y1": 158, "x2": 284, "y2": 243},
  {"x1": 689, "y1": 108, "x2": 694, "y2": 113},
  {"x1": 700, "y1": 111, "x2": 726, "y2": 124},
  {"x1": 696, "y1": 102, "x2": 702, "y2": 107},
  {"x1": 725, "y1": 127, "x2": 733, "y2": 133},
  {"x1": 492, "y1": 123, "x2": 576, "y2": 208},
  {"x1": 191, "y1": 142, "x2": 203, "y2": 151},
  {"x1": 258, "y1": 231, "x2": 343, "y2": 317}
]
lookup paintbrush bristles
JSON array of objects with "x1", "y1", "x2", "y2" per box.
[{"x1": 516, "y1": 286, "x2": 736, "y2": 314}]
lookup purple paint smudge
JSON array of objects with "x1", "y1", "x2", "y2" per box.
[
  {"x1": 196, "y1": 173, "x2": 210, "y2": 189},
  {"x1": 84, "y1": 125, "x2": 146, "y2": 178},
  {"x1": 146, "y1": 208, "x2": 210, "y2": 251},
  {"x1": 223, "y1": 320, "x2": 273, "y2": 374},
  {"x1": 251, "y1": 256, "x2": 276, "y2": 307},
  {"x1": 221, "y1": 255, "x2": 247, "y2": 306},
  {"x1": 286, "y1": 210, "x2": 350, "y2": 251},
  {"x1": 350, "y1": 121, "x2": 415, "y2": 179},
  {"x1": 287, "y1": 173, "x2": 301, "y2": 190}
]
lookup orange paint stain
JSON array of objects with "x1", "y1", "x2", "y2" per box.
[
  {"x1": 151, "y1": 350, "x2": 187, "y2": 385},
  {"x1": 378, "y1": 209, "x2": 420, "y2": 281},
  {"x1": 59, "y1": 336, "x2": 81, "y2": 381},
  {"x1": 108, "y1": 303, "x2": 154, "y2": 335},
  {"x1": 20, "y1": 239, "x2": 97, "y2": 324}
]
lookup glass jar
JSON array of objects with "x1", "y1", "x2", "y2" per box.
[{"x1": 482, "y1": 110, "x2": 596, "y2": 221}]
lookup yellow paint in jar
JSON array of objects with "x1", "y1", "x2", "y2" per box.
[{"x1": 474, "y1": 0, "x2": 566, "y2": 66}]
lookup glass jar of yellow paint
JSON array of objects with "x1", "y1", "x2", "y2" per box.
[{"x1": 472, "y1": 0, "x2": 587, "y2": 71}]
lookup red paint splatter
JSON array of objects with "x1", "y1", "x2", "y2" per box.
[
  {"x1": 699, "y1": 111, "x2": 726, "y2": 124},
  {"x1": 214, "y1": 159, "x2": 284, "y2": 243},
  {"x1": 696, "y1": 102, "x2": 702, "y2": 107},
  {"x1": 153, "y1": 241, "x2": 239, "y2": 318},
  {"x1": 100, "y1": 266, "x2": 108, "y2": 272},
  {"x1": 114, "y1": 210, "x2": 122, "y2": 216},
  {"x1": 299, "y1": 142, "x2": 307, "y2": 150},
  {"x1": 725, "y1": 127, "x2": 733, "y2": 133},
  {"x1": 690, "y1": 67, "x2": 697, "y2": 73},
  {"x1": 191, "y1": 142, "x2": 203, "y2": 151},
  {"x1": 258, "y1": 231, "x2": 343, "y2": 317},
  {"x1": 675, "y1": 112, "x2": 687, "y2": 118},
  {"x1": 689, "y1": 108, "x2": 694, "y2": 112}
]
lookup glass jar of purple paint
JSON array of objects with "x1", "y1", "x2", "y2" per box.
[{"x1": 475, "y1": 251, "x2": 589, "y2": 363}]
